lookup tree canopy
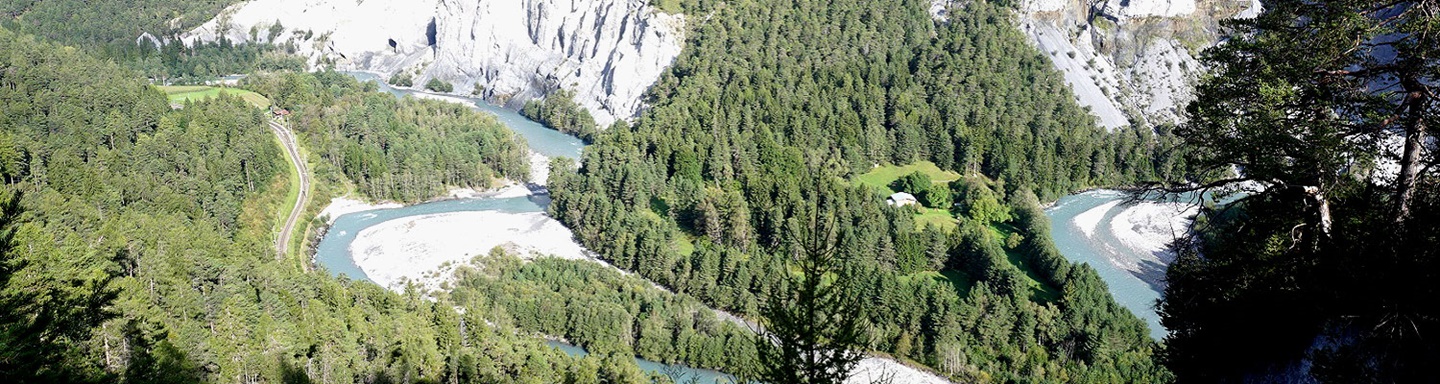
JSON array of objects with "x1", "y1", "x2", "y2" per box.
[
  {"x1": 550, "y1": 0, "x2": 1175, "y2": 381},
  {"x1": 0, "y1": 26, "x2": 633, "y2": 383},
  {"x1": 1155, "y1": 0, "x2": 1439, "y2": 381}
]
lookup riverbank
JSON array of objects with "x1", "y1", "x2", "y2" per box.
[
  {"x1": 1109, "y1": 201, "x2": 1197, "y2": 257},
  {"x1": 1068, "y1": 190, "x2": 1197, "y2": 276},
  {"x1": 350, "y1": 210, "x2": 586, "y2": 291},
  {"x1": 849, "y1": 357, "x2": 951, "y2": 384},
  {"x1": 317, "y1": 197, "x2": 403, "y2": 224},
  {"x1": 1046, "y1": 190, "x2": 1203, "y2": 339}
]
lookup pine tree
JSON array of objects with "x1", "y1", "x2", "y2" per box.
[
  {"x1": 747, "y1": 175, "x2": 867, "y2": 384},
  {"x1": 1156, "y1": 0, "x2": 1440, "y2": 381},
  {"x1": 1150, "y1": 0, "x2": 1437, "y2": 242},
  {"x1": 0, "y1": 191, "x2": 120, "y2": 382}
]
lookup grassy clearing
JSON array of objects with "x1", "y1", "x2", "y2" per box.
[
  {"x1": 852, "y1": 162, "x2": 1058, "y2": 301},
  {"x1": 858, "y1": 161, "x2": 964, "y2": 230},
  {"x1": 901, "y1": 270, "x2": 975, "y2": 296},
  {"x1": 990, "y1": 223, "x2": 1062, "y2": 302},
  {"x1": 673, "y1": 233, "x2": 696, "y2": 257},
  {"x1": 159, "y1": 85, "x2": 271, "y2": 109},
  {"x1": 856, "y1": 161, "x2": 963, "y2": 193},
  {"x1": 914, "y1": 207, "x2": 958, "y2": 231}
]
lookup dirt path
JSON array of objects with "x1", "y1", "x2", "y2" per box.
[{"x1": 270, "y1": 119, "x2": 310, "y2": 260}]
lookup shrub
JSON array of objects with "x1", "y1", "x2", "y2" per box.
[
  {"x1": 425, "y1": 78, "x2": 453, "y2": 93},
  {"x1": 388, "y1": 72, "x2": 413, "y2": 87}
]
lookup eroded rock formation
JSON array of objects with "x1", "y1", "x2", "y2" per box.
[{"x1": 186, "y1": 0, "x2": 684, "y2": 125}]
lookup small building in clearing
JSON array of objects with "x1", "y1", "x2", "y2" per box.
[{"x1": 887, "y1": 192, "x2": 918, "y2": 207}]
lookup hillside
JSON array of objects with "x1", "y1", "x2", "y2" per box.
[
  {"x1": 1015, "y1": 0, "x2": 1261, "y2": 128},
  {"x1": 550, "y1": 0, "x2": 1174, "y2": 381},
  {"x1": 7, "y1": 0, "x2": 1432, "y2": 382},
  {"x1": 0, "y1": 27, "x2": 645, "y2": 383}
]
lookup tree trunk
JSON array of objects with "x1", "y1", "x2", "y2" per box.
[
  {"x1": 1303, "y1": 185, "x2": 1332, "y2": 238},
  {"x1": 1393, "y1": 85, "x2": 1429, "y2": 225}
]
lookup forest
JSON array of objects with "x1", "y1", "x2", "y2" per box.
[
  {"x1": 447, "y1": 249, "x2": 755, "y2": 375},
  {"x1": 550, "y1": 0, "x2": 1176, "y2": 381},
  {"x1": 0, "y1": 0, "x2": 306, "y2": 83},
  {"x1": 0, "y1": 26, "x2": 672, "y2": 383},
  {"x1": 3, "y1": 0, "x2": 1433, "y2": 381},
  {"x1": 0, "y1": 0, "x2": 234, "y2": 48},
  {"x1": 243, "y1": 71, "x2": 532, "y2": 203}
]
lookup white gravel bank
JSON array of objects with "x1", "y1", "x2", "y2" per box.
[
  {"x1": 318, "y1": 197, "x2": 402, "y2": 224},
  {"x1": 1074, "y1": 200, "x2": 1123, "y2": 238},
  {"x1": 350, "y1": 211, "x2": 586, "y2": 292},
  {"x1": 848, "y1": 358, "x2": 952, "y2": 384},
  {"x1": 1109, "y1": 202, "x2": 1198, "y2": 257}
]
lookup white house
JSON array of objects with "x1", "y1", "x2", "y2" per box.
[{"x1": 887, "y1": 192, "x2": 918, "y2": 207}]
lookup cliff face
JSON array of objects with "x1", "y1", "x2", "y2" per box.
[
  {"x1": 1008, "y1": 0, "x2": 1260, "y2": 129},
  {"x1": 431, "y1": 0, "x2": 684, "y2": 125},
  {"x1": 185, "y1": 0, "x2": 684, "y2": 125}
]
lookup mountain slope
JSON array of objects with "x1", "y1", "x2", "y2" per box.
[
  {"x1": 0, "y1": 27, "x2": 631, "y2": 383},
  {"x1": 551, "y1": 0, "x2": 1175, "y2": 381},
  {"x1": 1015, "y1": 0, "x2": 1260, "y2": 129},
  {"x1": 184, "y1": 0, "x2": 684, "y2": 125}
]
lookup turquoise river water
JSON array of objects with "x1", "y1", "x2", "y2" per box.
[
  {"x1": 315, "y1": 72, "x2": 734, "y2": 382},
  {"x1": 1044, "y1": 191, "x2": 1173, "y2": 340}
]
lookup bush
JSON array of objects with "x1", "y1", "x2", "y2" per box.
[
  {"x1": 890, "y1": 171, "x2": 932, "y2": 195},
  {"x1": 1005, "y1": 232, "x2": 1024, "y2": 249},
  {"x1": 388, "y1": 72, "x2": 413, "y2": 87},
  {"x1": 425, "y1": 78, "x2": 453, "y2": 93},
  {"x1": 921, "y1": 183, "x2": 951, "y2": 208},
  {"x1": 955, "y1": 178, "x2": 1011, "y2": 224}
]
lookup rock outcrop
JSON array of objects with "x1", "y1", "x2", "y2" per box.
[
  {"x1": 184, "y1": 0, "x2": 684, "y2": 125},
  {"x1": 999, "y1": 0, "x2": 1260, "y2": 129}
]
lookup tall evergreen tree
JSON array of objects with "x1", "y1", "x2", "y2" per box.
[
  {"x1": 1149, "y1": 0, "x2": 1438, "y2": 242},
  {"x1": 0, "y1": 191, "x2": 119, "y2": 383},
  {"x1": 749, "y1": 174, "x2": 868, "y2": 384}
]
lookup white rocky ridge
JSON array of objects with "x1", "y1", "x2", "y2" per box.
[
  {"x1": 1099, "y1": 0, "x2": 1198, "y2": 20},
  {"x1": 185, "y1": 0, "x2": 684, "y2": 125},
  {"x1": 1003, "y1": 0, "x2": 1258, "y2": 129}
]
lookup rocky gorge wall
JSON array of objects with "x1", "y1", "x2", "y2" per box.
[
  {"x1": 1006, "y1": 0, "x2": 1261, "y2": 129},
  {"x1": 185, "y1": 0, "x2": 684, "y2": 125}
]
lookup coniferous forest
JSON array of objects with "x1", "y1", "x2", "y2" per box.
[
  {"x1": 0, "y1": 0, "x2": 1436, "y2": 383},
  {"x1": 550, "y1": 0, "x2": 1176, "y2": 381},
  {"x1": 0, "y1": 27, "x2": 654, "y2": 383}
]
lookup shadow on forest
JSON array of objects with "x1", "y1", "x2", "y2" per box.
[{"x1": 278, "y1": 357, "x2": 312, "y2": 384}]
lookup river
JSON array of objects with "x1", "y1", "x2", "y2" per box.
[
  {"x1": 344, "y1": 71, "x2": 582, "y2": 159},
  {"x1": 316, "y1": 72, "x2": 1182, "y2": 378},
  {"x1": 315, "y1": 72, "x2": 733, "y2": 383},
  {"x1": 546, "y1": 341, "x2": 734, "y2": 383},
  {"x1": 1045, "y1": 190, "x2": 1198, "y2": 340}
]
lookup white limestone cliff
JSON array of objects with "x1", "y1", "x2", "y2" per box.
[
  {"x1": 1000, "y1": 0, "x2": 1259, "y2": 129},
  {"x1": 184, "y1": 0, "x2": 684, "y2": 126}
]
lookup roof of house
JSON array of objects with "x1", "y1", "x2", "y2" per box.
[{"x1": 888, "y1": 192, "x2": 917, "y2": 202}]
